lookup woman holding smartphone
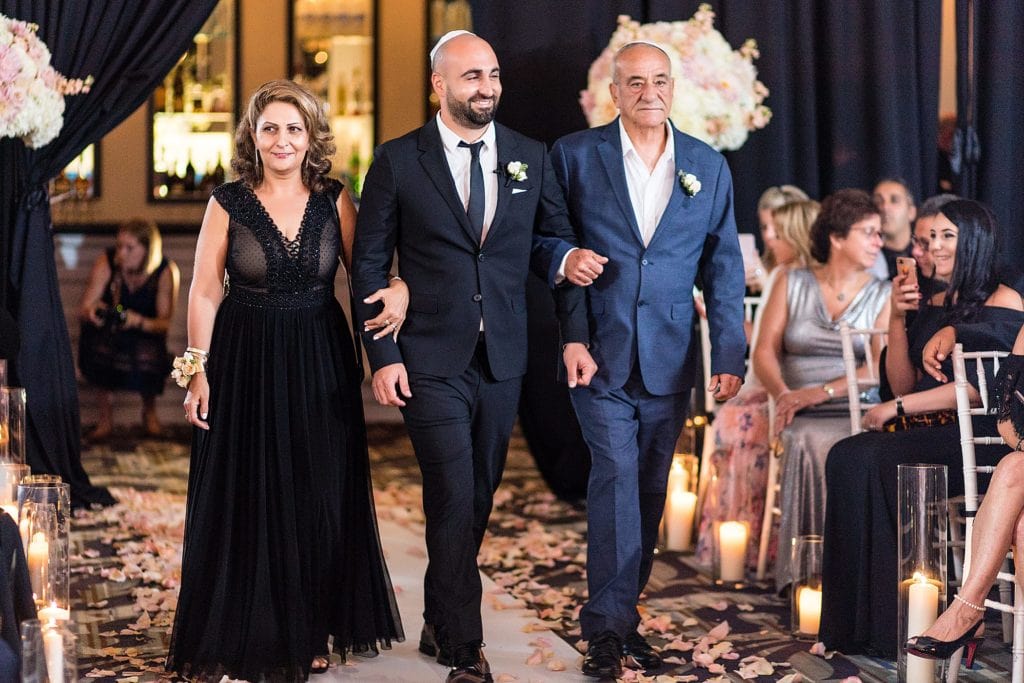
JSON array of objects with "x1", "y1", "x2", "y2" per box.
[{"x1": 819, "y1": 199, "x2": 1024, "y2": 658}]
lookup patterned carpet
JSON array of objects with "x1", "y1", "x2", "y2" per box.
[{"x1": 70, "y1": 423, "x2": 1014, "y2": 681}]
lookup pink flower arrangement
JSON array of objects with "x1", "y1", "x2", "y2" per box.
[
  {"x1": 581, "y1": 4, "x2": 771, "y2": 151},
  {"x1": 0, "y1": 14, "x2": 92, "y2": 149}
]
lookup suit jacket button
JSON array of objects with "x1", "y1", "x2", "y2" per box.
[
  {"x1": 641, "y1": 258, "x2": 649, "y2": 266},
  {"x1": 637, "y1": 300, "x2": 646, "y2": 307},
  {"x1": 477, "y1": 252, "x2": 485, "y2": 261},
  {"x1": 473, "y1": 293, "x2": 483, "y2": 302}
]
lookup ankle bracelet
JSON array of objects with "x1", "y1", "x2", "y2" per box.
[{"x1": 954, "y1": 593, "x2": 986, "y2": 613}]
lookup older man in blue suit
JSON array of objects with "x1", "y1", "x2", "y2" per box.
[{"x1": 553, "y1": 42, "x2": 747, "y2": 678}]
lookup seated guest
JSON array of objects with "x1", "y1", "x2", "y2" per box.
[
  {"x1": 905, "y1": 323, "x2": 1024, "y2": 667},
  {"x1": 748, "y1": 185, "x2": 809, "y2": 292},
  {"x1": 751, "y1": 189, "x2": 891, "y2": 588},
  {"x1": 819, "y1": 199, "x2": 1024, "y2": 658},
  {"x1": 695, "y1": 197, "x2": 817, "y2": 568},
  {"x1": 78, "y1": 218, "x2": 180, "y2": 440},
  {"x1": 873, "y1": 177, "x2": 917, "y2": 279},
  {"x1": 911, "y1": 193, "x2": 959, "y2": 301}
]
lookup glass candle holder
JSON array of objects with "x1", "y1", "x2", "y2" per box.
[
  {"x1": 21, "y1": 618, "x2": 77, "y2": 683},
  {"x1": 790, "y1": 534, "x2": 823, "y2": 639},
  {"x1": 712, "y1": 519, "x2": 750, "y2": 587},
  {"x1": 0, "y1": 462, "x2": 30, "y2": 520},
  {"x1": 18, "y1": 480, "x2": 71, "y2": 612},
  {"x1": 897, "y1": 464, "x2": 948, "y2": 683},
  {"x1": 662, "y1": 452, "x2": 699, "y2": 551},
  {"x1": 0, "y1": 386, "x2": 27, "y2": 464}
]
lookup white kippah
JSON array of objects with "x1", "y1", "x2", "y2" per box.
[
  {"x1": 430, "y1": 29, "x2": 476, "y2": 65},
  {"x1": 617, "y1": 40, "x2": 670, "y2": 57}
]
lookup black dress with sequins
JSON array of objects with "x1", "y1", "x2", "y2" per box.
[{"x1": 167, "y1": 180, "x2": 403, "y2": 682}]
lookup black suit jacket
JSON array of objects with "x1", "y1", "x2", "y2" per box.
[{"x1": 352, "y1": 118, "x2": 587, "y2": 380}]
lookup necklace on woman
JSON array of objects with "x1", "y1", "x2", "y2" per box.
[{"x1": 823, "y1": 272, "x2": 858, "y2": 302}]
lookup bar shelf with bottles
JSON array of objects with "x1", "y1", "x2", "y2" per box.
[
  {"x1": 291, "y1": 0, "x2": 374, "y2": 197},
  {"x1": 149, "y1": 0, "x2": 237, "y2": 202}
]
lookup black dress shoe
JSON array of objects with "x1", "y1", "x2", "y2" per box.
[
  {"x1": 623, "y1": 630, "x2": 662, "y2": 671},
  {"x1": 447, "y1": 641, "x2": 492, "y2": 683},
  {"x1": 582, "y1": 631, "x2": 623, "y2": 678},
  {"x1": 420, "y1": 623, "x2": 453, "y2": 666}
]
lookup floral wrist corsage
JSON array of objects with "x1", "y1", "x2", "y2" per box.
[{"x1": 171, "y1": 348, "x2": 208, "y2": 388}]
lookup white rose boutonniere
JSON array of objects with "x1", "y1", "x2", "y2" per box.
[
  {"x1": 504, "y1": 160, "x2": 528, "y2": 185},
  {"x1": 679, "y1": 171, "x2": 702, "y2": 197}
]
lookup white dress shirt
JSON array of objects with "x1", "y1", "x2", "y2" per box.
[
  {"x1": 619, "y1": 119, "x2": 676, "y2": 247},
  {"x1": 437, "y1": 114, "x2": 498, "y2": 243}
]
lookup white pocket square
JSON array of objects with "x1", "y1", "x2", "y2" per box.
[{"x1": 512, "y1": 188, "x2": 528, "y2": 194}]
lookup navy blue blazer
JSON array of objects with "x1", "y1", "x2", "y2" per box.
[
  {"x1": 551, "y1": 119, "x2": 746, "y2": 396},
  {"x1": 352, "y1": 118, "x2": 588, "y2": 380}
]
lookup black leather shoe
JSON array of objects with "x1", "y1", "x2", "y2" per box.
[
  {"x1": 582, "y1": 631, "x2": 623, "y2": 678},
  {"x1": 447, "y1": 641, "x2": 492, "y2": 683},
  {"x1": 623, "y1": 630, "x2": 662, "y2": 671},
  {"x1": 420, "y1": 623, "x2": 453, "y2": 666}
]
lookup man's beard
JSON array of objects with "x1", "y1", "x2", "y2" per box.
[{"x1": 447, "y1": 92, "x2": 499, "y2": 127}]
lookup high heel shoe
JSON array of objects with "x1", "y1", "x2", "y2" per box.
[{"x1": 904, "y1": 619, "x2": 984, "y2": 667}]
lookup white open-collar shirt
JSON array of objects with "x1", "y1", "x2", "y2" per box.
[{"x1": 619, "y1": 119, "x2": 676, "y2": 247}]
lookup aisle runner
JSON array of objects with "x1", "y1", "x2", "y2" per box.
[{"x1": 70, "y1": 426, "x2": 1011, "y2": 681}]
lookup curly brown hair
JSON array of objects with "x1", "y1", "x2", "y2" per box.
[
  {"x1": 810, "y1": 188, "x2": 879, "y2": 263},
  {"x1": 232, "y1": 80, "x2": 336, "y2": 193}
]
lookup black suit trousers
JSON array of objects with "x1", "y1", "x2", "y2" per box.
[{"x1": 400, "y1": 337, "x2": 521, "y2": 645}]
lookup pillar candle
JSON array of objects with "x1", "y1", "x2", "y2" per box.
[
  {"x1": 27, "y1": 531, "x2": 49, "y2": 599},
  {"x1": 19, "y1": 517, "x2": 29, "y2": 551},
  {"x1": 665, "y1": 489, "x2": 697, "y2": 550},
  {"x1": 797, "y1": 585, "x2": 822, "y2": 635},
  {"x1": 667, "y1": 459, "x2": 690, "y2": 495},
  {"x1": 38, "y1": 602, "x2": 70, "y2": 623},
  {"x1": 718, "y1": 521, "x2": 747, "y2": 582},
  {"x1": 906, "y1": 572, "x2": 939, "y2": 683},
  {"x1": 43, "y1": 624, "x2": 65, "y2": 683}
]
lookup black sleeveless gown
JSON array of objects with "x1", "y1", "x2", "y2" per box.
[{"x1": 167, "y1": 180, "x2": 403, "y2": 682}]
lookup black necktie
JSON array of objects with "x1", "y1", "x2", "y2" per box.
[{"x1": 459, "y1": 140, "x2": 484, "y2": 240}]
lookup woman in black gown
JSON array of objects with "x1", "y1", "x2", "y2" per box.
[
  {"x1": 167, "y1": 80, "x2": 405, "y2": 681},
  {"x1": 818, "y1": 199, "x2": 1024, "y2": 658}
]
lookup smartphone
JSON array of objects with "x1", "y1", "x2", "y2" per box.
[
  {"x1": 896, "y1": 256, "x2": 917, "y2": 286},
  {"x1": 738, "y1": 233, "x2": 764, "y2": 284}
]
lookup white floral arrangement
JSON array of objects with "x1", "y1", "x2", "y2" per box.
[
  {"x1": 0, "y1": 14, "x2": 92, "y2": 149},
  {"x1": 580, "y1": 4, "x2": 771, "y2": 151}
]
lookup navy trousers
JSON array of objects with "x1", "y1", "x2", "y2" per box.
[{"x1": 571, "y1": 366, "x2": 689, "y2": 639}]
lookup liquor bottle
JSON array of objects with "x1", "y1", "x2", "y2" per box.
[
  {"x1": 168, "y1": 164, "x2": 186, "y2": 197},
  {"x1": 212, "y1": 152, "x2": 226, "y2": 185},
  {"x1": 348, "y1": 144, "x2": 362, "y2": 196},
  {"x1": 172, "y1": 65, "x2": 184, "y2": 113},
  {"x1": 153, "y1": 147, "x2": 169, "y2": 199},
  {"x1": 183, "y1": 155, "x2": 197, "y2": 193},
  {"x1": 351, "y1": 68, "x2": 364, "y2": 115}
]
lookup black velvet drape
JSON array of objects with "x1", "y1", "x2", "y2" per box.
[
  {"x1": 0, "y1": 0, "x2": 218, "y2": 507},
  {"x1": 471, "y1": 1, "x2": 942, "y2": 499},
  {"x1": 969, "y1": 1, "x2": 1024, "y2": 275}
]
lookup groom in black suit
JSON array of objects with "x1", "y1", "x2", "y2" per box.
[{"x1": 352, "y1": 31, "x2": 598, "y2": 683}]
